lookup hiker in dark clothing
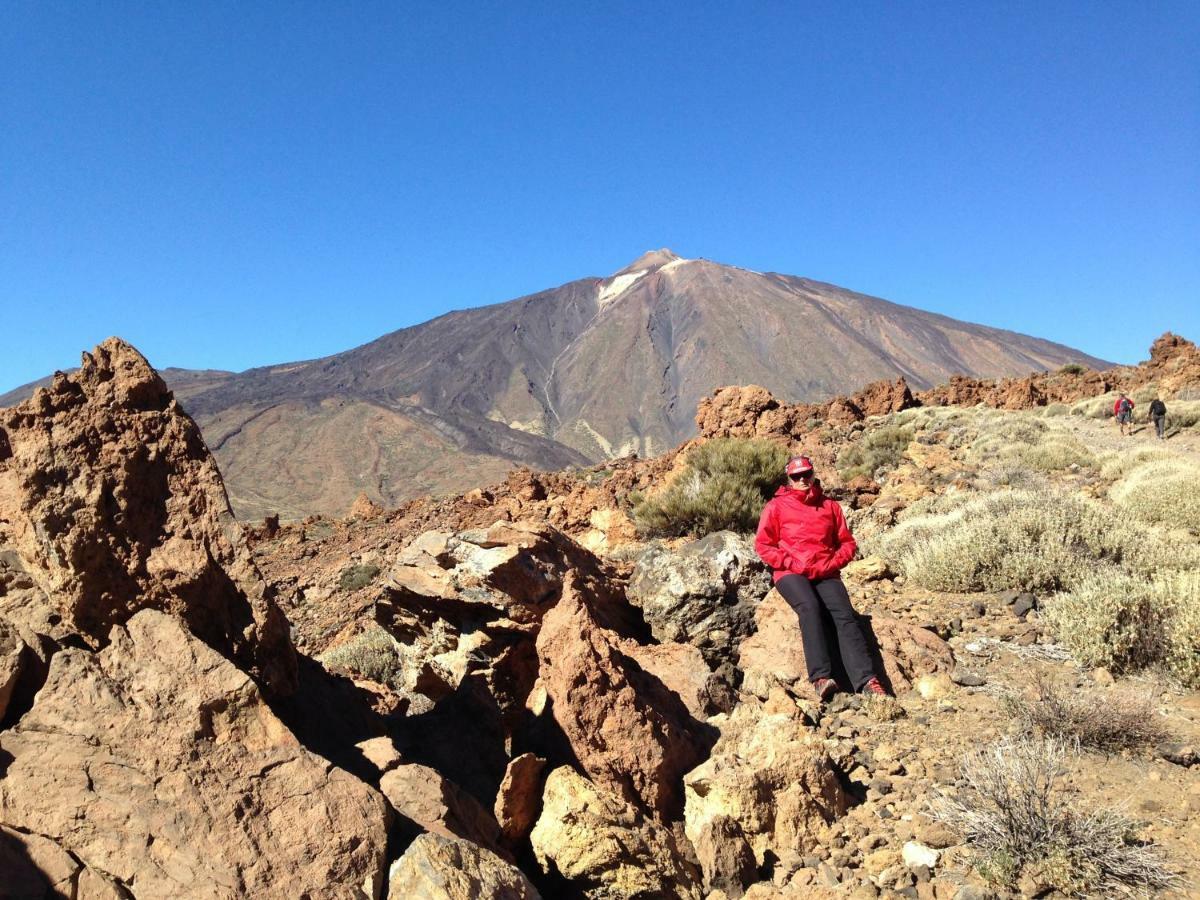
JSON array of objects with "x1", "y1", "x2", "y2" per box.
[
  {"x1": 754, "y1": 455, "x2": 887, "y2": 702},
  {"x1": 1149, "y1": 397, "x2": 1168, "y2": 440}
]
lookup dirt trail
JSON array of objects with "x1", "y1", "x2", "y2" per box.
[{"x1": 1059, "y1": 413, "x2": 1200, "y2": 465}]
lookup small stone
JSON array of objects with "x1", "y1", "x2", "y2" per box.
[
  {"x1": 902, "y1": 841, "x2": 939, "y2": 869},
  {"x1": 869, "y1": 778, "x2": 893, "y2": 796},
  {"x1": 1011, "y1": 593, "x2": 1037, "y2": 618},
  {"x1": 912, "y1": 864, "x2": 932, "y2": 883},
  {"x1": 818, "y1": 862, "x2": 841, "y2": 887},
  {"x1": 950, "y1": 670, "x2": 985, "y2": 687},
  {"x1": 1156, "y1": 743, "x2": 1199, "y2": 767},
  {"x1": 953, "y1": 885, "x2": 988, "y2": 900},
  {"x1": 968, "y1": 601, "x2": 987, "y2": 618}
]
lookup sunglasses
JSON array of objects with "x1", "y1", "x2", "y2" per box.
[{"x1": 788, "y1": 471, "x2": 814, "y2": 481}]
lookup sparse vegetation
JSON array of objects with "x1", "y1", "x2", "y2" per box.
[
  {"x1": 836, "y1": 425, "x2": 913, "y2": 482},
  {"x1": 1058, "y1": 363, "x2": 1087, "y2": 376},
  {"x1": 320, "y1": 626, "x2": 403, "y2": 687},
  {"x1": 632, "y1": 438, "x2": 787, "y2": 537},
  {"x1": 1040, "y1": 402, "x2": 1069, "y2": 417},
  {"x1": 931, "y1": 737, "x2": 1176, "y2": 896},
  {"x1": 338, "y1": 562, "x2": 381, "y2": 592},
  {"x1": 1006, "y1": 674, "x2": 1166, "y2": 752}
]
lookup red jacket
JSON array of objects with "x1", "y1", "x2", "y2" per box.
[
  {"x1": 754, "y1": 480, "x2": 857, "y2": 583},
  {"x1": 1114, "y1": 397, "x2": 1134, "y2": 415}
]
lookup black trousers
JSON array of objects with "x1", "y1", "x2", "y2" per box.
[{"x1": 776, "y1": 574, "x2": 876, "y2": 691}]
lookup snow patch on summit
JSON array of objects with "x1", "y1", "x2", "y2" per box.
[{"x1": 597, "y1": 269, "x2": 647, "y2": 307}]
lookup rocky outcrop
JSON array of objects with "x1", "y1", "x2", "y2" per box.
[
  {"x1": 495, "y1": 753, "x2": 547, "y2": 847},
  {"x1": 0, "y1": 616, "x2": 29, "y2": 722},
  {"x1": 683, "y1": 702, "x2": 849, "y2": 880},
  {"x1": 0, "y1": 609, "x2": 389, "y2": 898},
  {"x1": 535, "y1": 575, "x2": 714, "y2": 818},
  {"x1": 387, "y1": 833, "x2": 541, "y2": 900},
  {"x1": 0, "y1": 338, "x2": 295, "y2": 694},
  {"x1": 627, "y1": 531, "x2": 770, "y2": 667},
  {"x1": 529, "y1": 766, "x2": 703, "y2": 899}
]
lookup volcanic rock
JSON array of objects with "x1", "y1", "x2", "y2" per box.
[
  {"x1": 0, "y1": 338, "x2": 295, "y2": 694},
  {"x1": 0, "y1": 609, "x2": 389, "y2": 897},
  {"x1": 387, "y1": 833, "x2": 541, "y2": 900},
  {"x1": 683, "y1": 701, "x2": 849, "y2": 872},
  {"x1": 627, "y1": 531, "x2": 770, "y2": 666},
  {"x1": 379, "y1": 762, "x2": 505, "y2": 853},
  {"x1": 535, "y1": 574, "x2": 715, "y2": 818},
  {"x1": 495, "y1": 752, "x2": 547, "y2": 847},
  {"x1": 529, "y1": 766, "x2": 703, "y2": 899}
]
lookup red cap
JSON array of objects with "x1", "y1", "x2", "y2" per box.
[{"x1": 785, "y1": 456, "x2": 814, "y2": 475}]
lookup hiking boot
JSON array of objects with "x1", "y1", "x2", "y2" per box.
[
  {"x1": 813, "y1": 677, "x2": 838, "y2": 702},
  {"x1": 861, "y1": 676, "x2": 889, "y2": 698}
]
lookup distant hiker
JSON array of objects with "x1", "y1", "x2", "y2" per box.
[
  {"x1": 1113, "y1": 392, "x2": 1134, "y2": 437},
  {"x1": 754, "y1": 455, "x2": 888, "y2": 701},
  {"x1": 1149, "y1": 396, "x2": 1168, "y2": 440}
]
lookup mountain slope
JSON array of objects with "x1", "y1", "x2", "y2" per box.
[{"x1": 1, "y1": 250, "x2": 1108, "y2": 519}]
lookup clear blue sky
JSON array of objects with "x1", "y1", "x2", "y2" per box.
[{"x1": 2, "y1": 2, "x2": 1197, "y2": 393}]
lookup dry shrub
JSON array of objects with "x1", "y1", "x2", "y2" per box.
[
  {"x1": 836, "y1": 424, "x2": 913, "y2": 482},
  {"x1": 874, "y1": 490, "x2": 1198, "y2": 594},
  {"x1": 633, "y1": 438, "x2": 787, "y2": 537},
  {"x1": 968, "y1": 415, "x2": 1094, "y2": 473},
  {"x1": 1041, "y1": 403, "x2": 1070, "y2": 417},
  {"x1": 931, "y1": 736, "x2": 1176, "y2": 895},
  {"x1": 320, "y1": 627, "x2": 403, "y2": 687},
  {"x1": 1110, "y1": 457, "x2": 1200, "y2": 534},
  {"x1": 1046, "y1": 570, "x2": 1200, "y2": 686},
  {"x1": 337, "y1": 562, "x2": 381, "y2": 592},
  {"x1": 1071, "y1": 392, "x2": 1122, "y2": 420},
  {"x1": 1006, "y1": 674, "x2": 1166, "y2": 752}
]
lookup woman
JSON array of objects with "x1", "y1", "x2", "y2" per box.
[{"x1": 755, "y1": 455, "x2": 887, "y2": 701}]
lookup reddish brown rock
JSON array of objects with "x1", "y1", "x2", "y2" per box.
[
  {"x1": 535, "y1": 574, "x2": 713, "y2": 819},
  {"x1": 348, "y1": 490, "x2": 385, "y2": 519},
  {"x1": 0, "y1": 616, "x2": 28, "y2": 722},
  {"x1": 379, "y1": 762, "x2": 505, "y2": 854},
  {"x1": 0, "y1": 609, "x2": 389, "y2": 898},
  {"x1": 495, "y1": 752, "x2": 547, "y2": 847},
  {"x1": 0, "y1": 338, "x2": 295, "y2": 694},
  {"x1": 388, "y1": 833, "x2": 541, "y2": 900},
  {"x1": 851, "y1": 377, "x2": 917, "y2": 416}
]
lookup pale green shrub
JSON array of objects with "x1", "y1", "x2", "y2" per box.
[
  {"x1": 1160, "y1": 399, "x2": 1200, "y2": 429},
  {"x1": 1162, "y1": 571, "x2": 1200, "y2": 688},
  {"x1": 967, "y1": 415, "x2": 1094, "y2": 473},
  {"x1": 633, "y1": 438, "x2": 787, "y2": 537},
  {"x1": 1057, "y1": 362, "x2": 1087, "y2": 376},
  {"x1": 1040, "y1": 403, "x2": 1069, "y2": 417},
  {"x1": 1044, "y1": 571, "x2": 1169, "y2": 674},
  {"x1": 1070, "y1": 392, "x2": 1120, "y2": 419},
  {"x1": 1048, "y1": 570, "x2": 1200, "y2": 686},
  {"x1": 320, "y1": 627, "x2": 403, "y2": 686},
  {"x1": 876, "y1": 489, "x2": 1198, "y2": 593},
  {"x1": 338, "y1": 563, "x2": 381, "y2": 592},
  {"x1": 836, "y1": 425, "x2": 913, "y2": 482},
  {"x1": 1110, "y1": 457, "x2": 1200, "y2": 533}
]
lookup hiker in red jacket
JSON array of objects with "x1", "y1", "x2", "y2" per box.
[
  {"x1": 754, "y1": 455, "x2": 887, "y2": 701},
  {"x1": 1113, "y1": 393, "x2": 1135, "y2": 437}
]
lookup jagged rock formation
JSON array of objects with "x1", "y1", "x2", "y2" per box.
[
  {"x1": 0, "y1": 610, "x2": 389, "y2": 897},
  {"x1": 387, "y1": 833, "x2": 541, "y2": 900},
  {"x1": 0, "y1": 338, "x2": 295, "y2": 694}
]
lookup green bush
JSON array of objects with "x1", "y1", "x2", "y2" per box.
[
  {"x1": 875, "y1": 489, "x2": 1199, "y2": 593},
  {"x1": 338, "y1": 563, "x2": 381, "y2": 592},
  {"x1": 1057, "y1": 363, "x2": 1087, "y2": 376},
  {"x1": 320, "y1": 627, "x2": 403, "y2": 686},
  {"x1": 1040, "y1": 403, "x2": 1069, "y2": 417},
  {"x1": 632, "y1": 438, "x2": 788, "y2": 537},
  {"x1": 836, "y1": 425, "x2": 913, "y2": 482},
  {"x1": 1162, "y1": 571, "x2": 1200, "y2": 688}
]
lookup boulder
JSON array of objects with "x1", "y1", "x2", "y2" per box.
[
  {"x1": 624, "y1": 639, "x2": 736, "y2": 718},
  {"x1": 387, "y1": 833, "x2": 541, "y2": 900},
  {"x1": 0, "y1": 615, "x2": 29, "y2": 722},
  {"x1": 529, "y1": 766, "x2": 702, "y2": 899},
  {"x1": 0, "y1": 609, "x2": 389, "y2": 898},
  {"x1": 495, "y1": 752, "x2": 547, "y2": 847},
  {"x1": 683, "y1": 702, "x2": 848, "y2": 870},
  {"x1": 627, "y1": 531, "x2": 770, "y2": 665},
  {"x1": 738, "y1": 589, "x2": 953, "y2": 698},
  {"x1": 535, "y1": 574, "x2": 714, "y2": 818},
  {"x1": 0, "y1": 339, "x2": 295, "y2": 694},
  {"x1": 379, "y1": 762, "x2": 504, "y2": 854}
]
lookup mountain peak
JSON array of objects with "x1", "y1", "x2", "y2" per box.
[{"x1": 616, "y1": 249, "x2": 680, "y2": 274}]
